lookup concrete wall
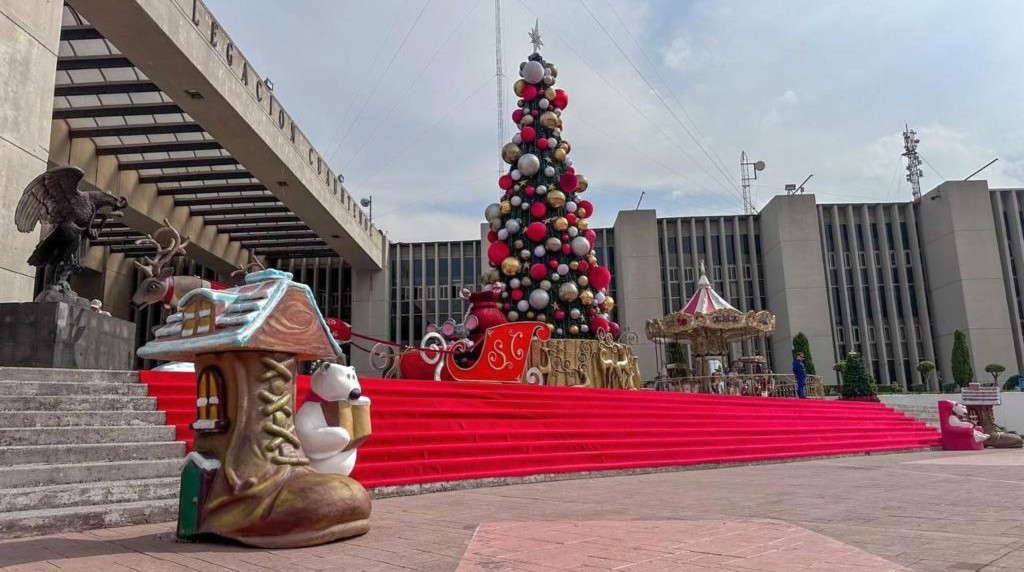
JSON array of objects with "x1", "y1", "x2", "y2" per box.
[
  {"x1": 0, "y1": 0, "x2": 63, "y2": 302},
  {"x1": 917, "y1": 181, "x2": 1016, "y2": 385},
  {"x1": 880, "y1": 392, "x2": 1024, "y2": 434},
  {"x1": 613, "y1": 210, "x2": 661, "y2": 380},
  {"x1": 349, "y1": 235, "x2": 391, "y2": 375},
  {"x1": 759, "y1": 195, "x2": 837, "y2": 384}
]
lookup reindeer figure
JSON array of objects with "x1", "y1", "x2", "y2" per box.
[
  {"x1": 230, "y1": 251, "x2": 267, "y2": 278},
  {"x1": 130, "y1": 220, "x2": 211, "y2": 311}
]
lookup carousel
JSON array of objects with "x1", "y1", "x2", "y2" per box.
[{"x1": 645, "y1": 262, "x2": 807, "y2": 396}]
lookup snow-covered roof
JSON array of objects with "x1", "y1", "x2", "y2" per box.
[{"x1": 137, "y1": 269, "x2": 342, "y2": 361}]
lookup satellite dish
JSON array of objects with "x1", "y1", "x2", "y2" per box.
[
  {"x1": 754, "y1": 160, "x2": 766, "y2": 172},
  {"x1": 360, "y1": 198, "x2": 371, "y2": 208}
]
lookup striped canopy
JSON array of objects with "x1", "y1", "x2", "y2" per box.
[{"x1": 681, "y1": 268, "x2": 736, "y2": 315}]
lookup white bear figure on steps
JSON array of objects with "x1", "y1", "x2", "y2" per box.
[{"x1": 295, "y1": 363, "x2": 371, "y2": 476}]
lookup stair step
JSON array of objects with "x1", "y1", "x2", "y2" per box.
[
  {"x1": 0, "y1": 441, "x2": 184, "y2": 466},
  {"x1": 0, "y1": 426, "x2": 176, "y2": 446},
  {"x1": 0, "y1": 478, "x2": 178, "y2": 513},
  {"x1": 0, "y1": 459, "x2": 183, "y2": 489},
  {"x1": 0, "y1": 395, "x2": 156, "y2": 412},
  {"x1": 0, "y1": 410, "x2": 167, "y2": 428},
  {"x1": 0, "y1": 498, "x2": 177, "y2": 540},
  {"x1": 0, "y1": 380, "x2": 148, "y2": 397},
  {"x1": 0, "y1": 367, "x2": 138, "y2": 384}
]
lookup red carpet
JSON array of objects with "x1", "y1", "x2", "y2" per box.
[{"x1": 140, "y1": 372, "x2": 941, "y2": 489}]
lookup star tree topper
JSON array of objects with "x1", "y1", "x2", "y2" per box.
[{"x1": 528, "y1": 19, "x2": 543, "y2": 53}]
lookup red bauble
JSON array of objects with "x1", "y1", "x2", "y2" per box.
[
  {"x1": 548, "y1": 259, "x2": 559, "y2": 269},
  {"x1": 530, "y1": 263, "x2": 547, "y2": 281},
  {"x1": 498, "y1": 174, "x2": 514, "y2": 190},
  {"x1": 566, "y1": 213, "x2": 577, "y2": 225},
  {"x1": 531, "y1": 109, "x2": 539, "y2": 116},
  {"x1": 553, "y1": 89, "x2": 569, "y2": 109},
  {"x1": 554, "y1": 309, "x2": 566, "y2": 320},
  {"x1": 609, "y1": 322, "x2": 621, "y2": 338},
  {"x1": 530, "y1": 202, "x2": 547, "y2": 218},
  {"x1": 511, "y1": 289, "x2": 524, "y2": 301},
  {"x1": 559, "y1": 172, "x2": 579, "y2": 193},
  {"x1": 487, "y1": 241, "x2": 510, "y2": 266},
  {"x1": 522, "y1": 84, "x2": 538, "y2": 100},
  {"x1": 487, "y1": 230, "x2": 498, "y2": 243},
  {"x1": 512, "y1": 109, "x2": 524, "y2": 123},
  {"x1": 561, "y1": 244, "x2": 571, "y2": 255},
  {"x1": 577, "y1": 200, "x2": 593, "y2": 216},
  {"x1": 503, "y1": 303, "x2": 512, "y2": 311},
  {"x1": 587, "y1": 308, "x2": 597, "y2": 317},
  {"x1": 588, "y1": 265, "x2": 612, "y2": 291},
  {"x1": 521, "y1": 126, "x2": 536, "y2": 143},
  {"x1": 578, "y1": 261, "x2": 589, "y2": 273},
  {"x1": 561, "y1": 233, "x2": 569, "y2": 241},
  {"x1": 584, "y1": 229, "x2": 597, "y2": 245},
  {"x1": 525, "y1": 186, "x2": 535, "y2": 196},
  {"x1": 591, "y1": 316, "x2": 610, "y2": 334},
  {"x1": 536, "y1": 138, "x2": 549, "y2": 150},
  {"x1": 526, "y1": 222, "x2": 547, "y2": 242}
]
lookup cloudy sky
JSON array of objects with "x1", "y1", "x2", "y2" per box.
[{"x1": 206, "y1": 0, "x2": 1024, "y2": 242}]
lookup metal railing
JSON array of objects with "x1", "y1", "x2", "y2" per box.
[{"x1": 643, "y1": 374, "x2": 825, "y2": 399}]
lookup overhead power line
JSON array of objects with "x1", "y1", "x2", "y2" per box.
[
  {"x1": 576, "y1": 0, "x2": 742, "y2": 199},
  {"x1": 327, "y1": 0, "x2": 434, "y2": 165}
]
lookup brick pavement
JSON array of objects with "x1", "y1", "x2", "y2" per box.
[{"x1": 1, "y1": 449, "x2": 1022, "y2": 571}]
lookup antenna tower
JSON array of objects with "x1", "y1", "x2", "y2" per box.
[
  {"x1": 902, "y1": 124, "x2": 924, "y2": 200},
  {"x1": 494, "y1": 0, "x2": 506, "y2": 180},
  {"x1": 740, "y1": 151, "x2": 765, "y2": 214}
]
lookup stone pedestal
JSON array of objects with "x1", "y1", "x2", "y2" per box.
[{"x1": 0, "y1": 302, "x2": 135, "y2": 369}]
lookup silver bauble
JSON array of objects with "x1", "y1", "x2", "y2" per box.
[
  {"x1": 508, "y1": 310, "x2": 519, "y2": 321},
  {"x1": 520, "y1": 249, "x2": 531, "y2": 259},
  {"x1": 509, "y1": 278, "x2": 521, "y2": 289},
  {"x1": 538, "y1": 98, "x2": 550, "y2": 109},
  {"x1": 557, "y1": 264, "x2": 569, "y2": 276},
  {"x1": 568, "y1": 226, "x2": 579, "y2": 237},
  {"x1": 544, "y1": 166, "x2": 555, "y2": 177},
  {"x1": 510, "y1": 169, "x2": 522, "y2": 181},
  {"x1": 505, "y1": 219, "x2": 521, "y2": 234},
  {"x1": 490, "y1": 219, "x2": 502, "y2": 231},
  {"x1": 536, "y1": 185, "x2": 547, "y2": 194},
  {"x1": 497, "y1": 229, "x2": 509, "y2": 241},
  {"x1": 540, "y1": 280, "x2": 552, "y2": 290},
  {"x1": 510, "y1": 196, "x2": 522, "y2": 207},
  {"x1": 517, "y1": 300, "x2": 529, "y2": 312},
  {"x1": 571, "y1": 236, "x2": 591, "y2": 256},
  {"x1": 485, "y1": 203, "x2": 501, "y2": 222},
  {"x1": 518, "y1": 153, "x2": 541, "y2": 177},
  {"x1": 522, "y1": 60, "x2": 545, "y2": 84},
  {"x1": 570, "y1": 308, "x2": 581, "y2": 319},
  {"x1": 512, "y1": 133, "x2": 523, "y2": 144},
  {"x1": 533, "y1": 245, "x2": 546, "y2": 257},
  {"x1": 529, "y1": 288, "x2": 550, "y2": 310}
]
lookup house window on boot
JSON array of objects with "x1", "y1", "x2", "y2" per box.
[{"x1": 193, "y1": 366, "x2": 229, "y2": 433}]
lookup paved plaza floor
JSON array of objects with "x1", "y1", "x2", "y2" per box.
[{"x1": 1, "y1": 449, "x2": 1022, "y2": 572}]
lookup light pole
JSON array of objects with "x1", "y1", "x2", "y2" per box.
[{"x1": 360, "y1": 196, "x2": 373, "y2": 223}]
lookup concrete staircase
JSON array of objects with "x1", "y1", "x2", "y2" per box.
[
  {"x1": 886, "y1": 403, "x2": 941, "y2": 428},
  {"x1": 0, "y1": 367, "x2": 183, "y2": 539}
]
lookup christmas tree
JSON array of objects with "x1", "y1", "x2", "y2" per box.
[
  {"x1": 483, "y1": 23, "x2": 617, "y2": 340},
  {"x1": 840, "y1": 351, "x2": 877, "y2": 399}
]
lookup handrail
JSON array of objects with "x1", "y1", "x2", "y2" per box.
[{"x1": 644, "y1": 373, "x2": 825, "y2": 399}]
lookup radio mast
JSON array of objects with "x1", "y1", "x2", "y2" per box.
[{"x1": 902, "y1": 125, "x2": 924, "y2": 200}]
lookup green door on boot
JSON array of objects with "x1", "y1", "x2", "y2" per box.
[{"x1": 178, "y1": 460, "x2": 203, "y2": 539}]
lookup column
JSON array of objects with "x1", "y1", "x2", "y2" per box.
[
  {"x1": 350, "y1": 235, "x2": 391, "y2": 375},
  {"x1": 613, "y1": 210, "x2": 661, "y2": 380},
  {"x1": 0, "y1": 0, "x2": 64, "y2": 301},
  {"x1": 758, "y1": 194, "x2": 836, "y2": 384}
]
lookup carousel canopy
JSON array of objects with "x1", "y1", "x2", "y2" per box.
[{"x1": 645, "y1": 262, "x2": 776, "y2": 353}]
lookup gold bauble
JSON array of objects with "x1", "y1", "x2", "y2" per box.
[
  {"x1": 501, "y1": 142, "x2": 522, "y2": 165},
  {"x1": 547, "y1": 322, "x2": 555, "y2": 332},
  {"x1": 602, "y1": 295, "x2": 615, "y2": 312},
  {"x1": 553, "y1": 148, "x2": 567, "y2": 162},
  {"x1": 546, "y1": 190, "x2": 566, "y2": 208},
  {"x1": 539, "y1": 111, "x2": 559, "y2": 129},
  {"x1": 543, "y1": 87, "x2": 556, "y2": 100},
  {"x1": 558, "y1": 282, "x2": 579, "y2": 302},
  {"x1": 545, "y1": 237, "x2": 562, "y2": 252},
  {"x1": 553, "y1": 217, "x2": 569, "y2": 231},
  {"x1": 481, "y1": 268, "x2": 500, "y2": 284},
  {"x1": 577, "y1": 219, "x2": 589, "y2": 230},
  {"x1": 569, "y1": 325, "x2": 579, "y2": 335},
  {"x1": 499, "y1": 201, "x2": 512, "y2": 215},
  {"x1": 513, "y1": 79, "x2": 525, "y2": 96},
  {"x1": 569, "y1": 261, "x2": 579, "y2": 271},
  {"x1": 579, "y1": 289, "x2": 594, "y2": 305},
  {"x1": 577, "y1": 208, "x2": 588, "y2": 218},
  {"x1": 548, "y1": 64, "x2": 559, "y2": 78},
  {"x1": 526, "y1": 311, "x2": 535, "y2": 319},
  {"x1": 587, "y1": 255, "x2": 598, "y2": 265},
  {"x1": 501, "y1": 256, "x2": 522, "y2": 276},
  {"x1": 576, "y1": 174, "x2": 589, "y2": 192},
  {"x1": 577, "y1": 275, "x2": 590, "y2": 288}
]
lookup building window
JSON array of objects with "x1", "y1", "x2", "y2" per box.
[
  {"x1": 905, "y1": 250, "x2": 913, "y2": 266},
  {"x1": 684, "y1": 267, "x2": 695, "y2": 282},
  {"x1": 193, "y1": 366, "x2": 229, "y2": 434},
  {"x1": 843, "y1": 252, "x2": 851, "y2": 267},
  {"x1": 868, "y1": 326, "x2": 876, "y2": 343},
  {"x1": 181, "y1": 298, "x2": 215, "y2": 338},
  {"x1": 713, "y1": 266, "x2": 723, "y2": 281},
  {"x1": 744, "y1": 264, "x2": 752, "y2": 279},
  {"x1": 828, "y1": 253, "x2": 836, "y2": 269},
  {"x1": 858, "y1": 251, "x2": 866, "y2": 267},
  {"x1": 890, "y1": 251, "x2": 898, "y2": 266},
  {"x1": 884, "y1": 325, "x2": 891, "y2": 343},
  {"x1": 852, "y1": 326, "x2": 861, "y2": 343},
  {"x1": 668, "y1": 267, "x2": 680, "y2": 282},
  {"x1": 837, "y1": 327, "x2": 846, "y2": 344},
  {"x1": 873, "y1": 251, "x2": 882, "y2": 266}
]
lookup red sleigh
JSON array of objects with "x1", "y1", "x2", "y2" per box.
[{"x1": 397, "y1": 322, "x2": 550, "y2": 383}]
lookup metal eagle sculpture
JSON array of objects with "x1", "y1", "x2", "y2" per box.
[{"x1": 15, "y1": 166, "x2": 127, "y2": 299}]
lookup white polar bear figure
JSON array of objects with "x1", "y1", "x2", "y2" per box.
[
  {"x1": 948, "y1": 401, "x2": 990, "y2": 442},
  {"x1": 295, "y1": 362, "x2": 370, "y2": 476}
]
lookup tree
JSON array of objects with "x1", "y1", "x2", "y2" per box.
[
  {"x1": 916, "y1": 360, "x2": 936, "y2": 390},
  {"x1": 951, "y1": 330, "x2": 973, "y2": 387},
  {"x1": 840, "y1": 352, "x2": 877, "y2": 399},
  {"x1": 985, "y1": 363, "x2": 1006, "y2": 386},
  {"x1": 791, "y1": 332, "x2": 816, "y2": 375},
  {"x1": 833, "y1": 361, "x2": 846, "y2": 384},
  {"x1": 483, "y1": 30, "x2": 615, "y2": 339}
]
